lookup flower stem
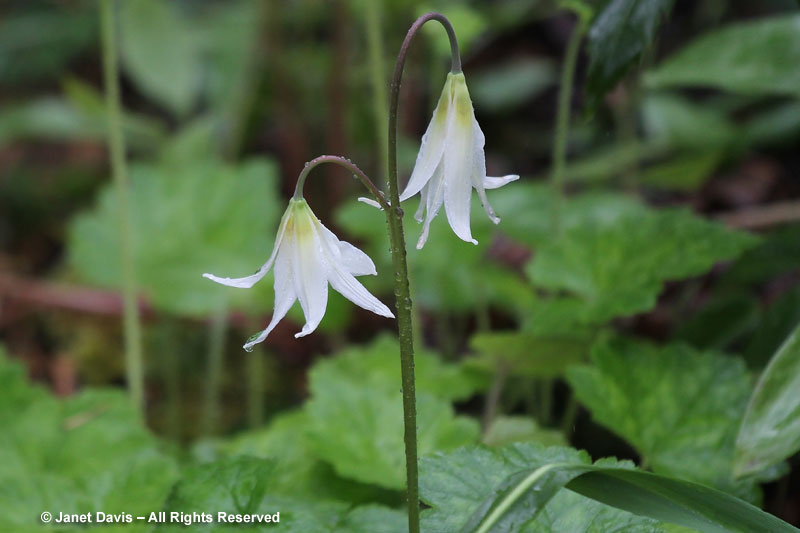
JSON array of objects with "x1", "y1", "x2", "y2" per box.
[
  {"x1": 550, "y1": 14, "x2": 587, "y2": 236},
  {"x1": 99, "y1": 0, "x2": 145, "y2": 412},
  {"x1": 388, "y1": 13, "x2": 461, "y2": 533},
  {"x1": 363, "y1": 0, "x2": 390, "y2": 175},
  {"x1": 293, "y1": 155, "x2": 389, "y2": 210}
]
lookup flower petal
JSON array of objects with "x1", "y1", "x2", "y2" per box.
[
  {"x1": 328, "y1": 268, "x2": 394, "y2": 318},
  {"x1": 291, "y1": 209, "x2": 329, "y2": 338},
  {"x1": 469, "y1": 119, "x2": 500, "y2": 225},
  {"x1": 243, "y1": 246, "x2": 296, "y2": 351},
  {"x1": 417, "y1": 163, "x2": 445, "y2": 249},
  {"x1": 317, "y1": 220, "x2": 377, "y2": 277},
  {"x1": 400, "y1": 74, "x2": 453, "y2": 202},
  {"x1": 203, "y1": 207, "x2": 291, "y2": 288},
  {"x1": 484, "y1": 174, "x2": 520, "y2": 190},
  {"x1": 357, "y1": 197, "x2": 384, "y2": 210},
  {"x1": 442, "y1": 75, "x2": 477, "y2": 245},
  {"x1": 414, "y1": 184, "x2": 428, "y2": 223}
]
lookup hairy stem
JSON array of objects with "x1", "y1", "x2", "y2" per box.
[
  {"x1": 99, "y1": 0, "x2": 145, "y2": 412},
  {"x1": 293, "y1": 155, "x2": 389, "y2": 210},
  {"x1": 550, "y1": 15, "x2": 587, "y2": 235},
  {"x1": 388, "y1": 13, "x2": 461, "y2": 533}
]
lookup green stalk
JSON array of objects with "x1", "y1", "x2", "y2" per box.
[
  {"x1": 99, "y1": 0, "x2": 144, "y2": 412},
  {"x1": 203, "y1": 303, "x2": 228, "y2": 436},
  {"x1": 550, "y1": 15, "x2": 587, "y2": 235},
  {"x1": 388, "y1": 13, "x2": 460, "y2": 533},
  {"x1": 246, "y1": 340, "x2": 265, "y2": 428},
  {"x1": 364, "y1": 0, "x2": 390, "y2": 174}
]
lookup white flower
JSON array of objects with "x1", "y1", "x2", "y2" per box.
[
  {"x1": 204, "y1": 198, "x2": 394, "y2": 351},
  {"x1": 401, "y1": 72, "x2": 519, "y2": 249}
]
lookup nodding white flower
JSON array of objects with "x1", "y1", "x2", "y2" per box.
[
  {"x1": 204, "y1": 198, "x2": 393, "y2": 351},
  {"x1": 401, "y1": 71, "x2": 519, "y2": 249}
]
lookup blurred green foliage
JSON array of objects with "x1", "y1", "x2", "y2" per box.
[{"x1": 3, "y1": 0, "x2": 800, "y2": 530}]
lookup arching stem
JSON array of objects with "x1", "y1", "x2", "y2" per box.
[
  {"x1": 388, "y1": 12, "x2": 462, "y2": 533},
  {"x1": 293, "y1": 155, "x2": 389, "y2": 210}
]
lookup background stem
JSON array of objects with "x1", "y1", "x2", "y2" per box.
[
  {"x1": 387, "y1": 13, "x2": 461, "y2": 533},
  {"x1": 203, "y1": 303, "x2": 228, "y2": 436},
  {"x1": 550, "y1": 16, "x2": 586, "y2": 235},
  {"x1": 99, "y1": 0, "x2": 145, "y2": 413},
  {"x1": 364, "y1": 0, "x2": 390, "y2": 177}
]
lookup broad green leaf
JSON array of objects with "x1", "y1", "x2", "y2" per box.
[
  {"x1": 306, "y1": 378, "x2": 479, "y2": 490},
  {"x1": 467, "y1": 331, "x2": 591, "y2": 378},
  {"x1": 0, "y1": 354, "x2": 178, "y2": 532},
  {"x1": 420, "y1": 443, "x2": 676, "y2": 532},
  {"x1": 157, "y1": 456, "x2": 405, "y2": 532},
  {"x1": 735, "y1": 322, "x2": 800, "y2": 476},
  {"x1": 646, "y1": 16, "x2": 800, "y2": 97},
  {"x1": 586, "y1": 0, "x2": 674, "y2": 102},
  {"x1": 421, "y1": 443, "x2": 796, "y2": 533},
  {"x1": 567, "y1": 338, "x2": 777, "y2": 500},
  {"x1": 526, "y1": 209, "x2": 757, "y2": 324},
  {"x1": 69, "y1": 157, "x2": 281, "y2": 316},
  {"x1": 120, "y1": 0, "x2": 201, "y2": 115},
  {"x1": 482, "y1": 416, "x2": 567, "y2": 448},
  {"x1": 218, "y1": 410, "x2": 400, "y2": 506},
  {"x1": 641, "y1": 151, "x2": 723, "y2": 192},
  {"x1": 566, "y1": 468, "x2": 798, "y2": 533},
  {"x1": 309, "y1": 334, "x2": 482, "y2": 402}
]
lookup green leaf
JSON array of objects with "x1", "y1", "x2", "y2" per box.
[
  {"x1": 646, "y1": 16, "x2": 800, "y2": 97},
  {"x1": 69, "y1": 156, "x2": 281, "y2": 316},
  {"x1": 218, "y1": 410, "x2": 400, "y2": 506},
  {"x1": 526, "y1": 208, "x2": 757, "y2": 324},
  {"x1": 305, "y1": 338, "x2": 480, "y2": 489},
  {"x1": 0, "y1": 353, "x2": 178, "y2": 531},
  {"x1": 586, "y1": 0, "x2": 674, "y2": 101},
  {"x1": 120, "y1": 0, "x2": 202, "y2": 115},
  {"x1": 159, "y1": 456, "x2": 405, "y2": 532},
  {"x1": 421, "y1": 443, "x2": 797, "y2": 533},
  {"x1": 735, "y1": 321, "x2": 800, "y2": 476},
  {"x1": 566, "y1": 468, "x2": 798, "y2": 533},
  {"x1": 482, "y1": 416, "x2": 567, "y2": 448},
  {"x1": 309, "y1": 334, "x2": 481, "y2": 402},
  {"x1": 567, "y1": 338, "x2": 777, "y2": 500},
  {"x1": 467, "y1": 331, "x2": 591, "y2": 378},
  {"x1": 674, "y1": 291, "x2": 760, "y2": 351},
  {"x1": 420, "y1": 444, "x2": 676, "y2": 532}
]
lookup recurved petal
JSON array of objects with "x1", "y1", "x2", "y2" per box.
[
  {"x1": 400, "y1": 74, "x2": 454, "y2": 202},
  {"x1": 242, "y1": 246, "x2": 296, "y2": 350},
  {"x1": 202, "y1": 208, "x2": 291, "y2": 288},
  {"x1": 291, "y1": 210, "x2": 329, "y2": 338},
  {"x1": 469, "y1": 118, "x2": 500, "y2": 225},
  {"x1": 484, "y1": 174, "x2": 520, "y2": 190},
  {"x1": 442, "y1": 76, "x2": 477, "y2": 245},
  {"x1": 317, "y1": 220, "x2": 377, "y2": 277},
  {"x1": 328, "y1": 267, "x2": 394, "y2": 318}
]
